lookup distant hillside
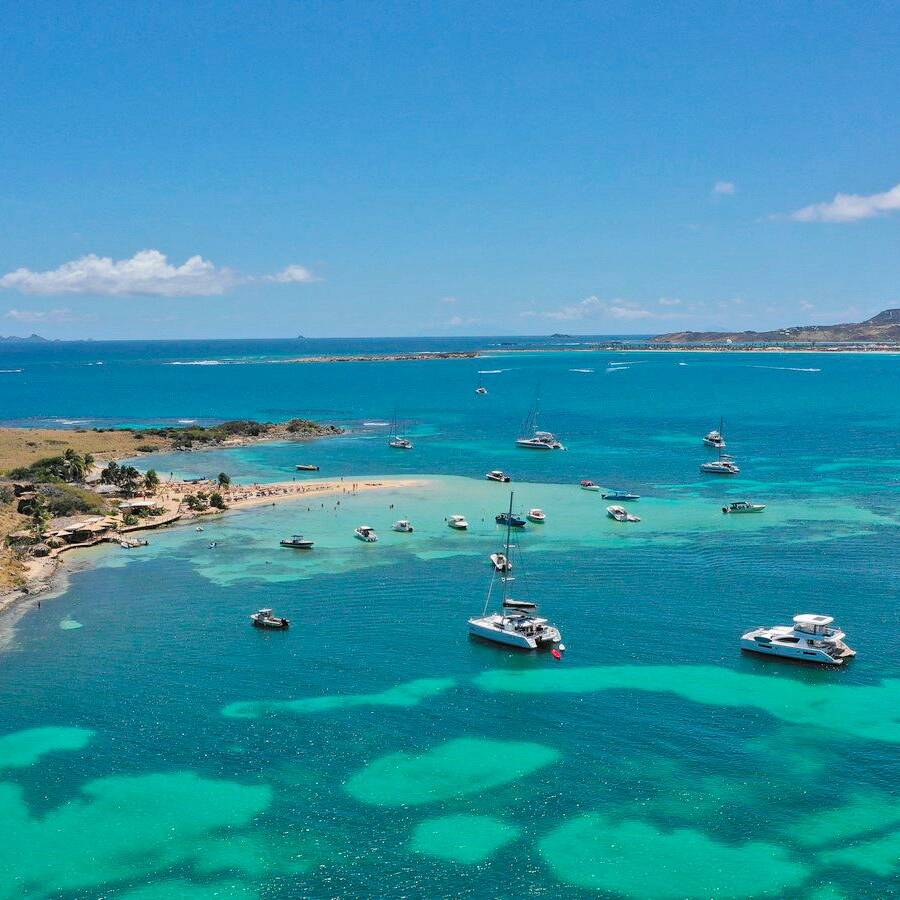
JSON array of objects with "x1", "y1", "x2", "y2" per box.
[
  {"x1": 652, "y1": 309, "x2": 900, "y2": 343},
  {"x1": 0, "y1": 333, "x2": 49, "y2": 343}
]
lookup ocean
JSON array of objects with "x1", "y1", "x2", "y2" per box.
[{"x1": 0, "y1": 338, "x2": 898, "y2": 898}]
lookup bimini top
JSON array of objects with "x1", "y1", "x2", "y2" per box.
[{"x1": 793, "y1": 614, "x2": 834, "y2": 626}]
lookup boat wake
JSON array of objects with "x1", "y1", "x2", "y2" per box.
[
  {"x1": 169, "y1": 360, "x2": 223, "y2": 366},
  {"x1": 478, "y1": 369, "x2": 507, "y2": 374},
  {"x1": 363, "y1": 421, "x2": 391, "y2": 427},
  {"x1": 569, "y1": 368, "x2": 594, "y2": 373},
  {"x1": 753, "y1": 365, "x2": 822, "y2": 373},
  {"x1": 0, "y1": 369, "x2": 23, "y2": 373}
]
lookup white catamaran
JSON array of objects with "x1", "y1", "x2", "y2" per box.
[
  {"x1": 468, "y1": 492, "x2": 564, "y2": 650},
  {"x1": 516, "y1": 395, "x2": 565, "y2": 450}
]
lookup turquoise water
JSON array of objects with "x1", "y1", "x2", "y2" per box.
[{"x1": 1, "y1": 340, "x2": 899, "y2": 897}]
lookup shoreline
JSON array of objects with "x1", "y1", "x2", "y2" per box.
[{"x1": 0, "y1": 475, "x2": 427, "y2": 621}]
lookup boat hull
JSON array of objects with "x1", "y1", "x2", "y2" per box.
[
  {"x1": 740, "y1": 638, "x2": 850, "y2": 665},
  {"x1": 468, "y1": 617, "x2": 538, "y2": 649},
  {"x1": 280, "y1": 541, "x2": 314, "y2": 549}
]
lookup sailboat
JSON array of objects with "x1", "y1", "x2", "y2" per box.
[
  {"x1": 700, "y1": 446, "x2": 740, "y2": 475},
  {"x1": 515, "y1": 393, "x2": 565, "y2": 450},
  {"x1": 468, "y1": 492, "x2": 564, "y2": 650},
  {"x1": 704, "y1": 417, "x2": 727, "y2": 449},
  {"x1": 387, "y1": 411, "x2": 413, "y2": 449}
]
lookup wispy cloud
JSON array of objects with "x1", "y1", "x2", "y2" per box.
[
  {"x1": 440, "y1": 296, "x2": 459, "y2": 304},
  {"x1": 713, "y1": 181, "x2": 736, "y2": 196},
  {"x1": 788, "y1": 182, "x2": 900, "y2": 222},
  {"x1": 658, "y1": 297, "x2": 682, "y2": 306},
  {"x1": 0, "y1": 250, "x2": 320, "y2": 297},
  {"x1": 4, "y1": 307, "x2": 78, "y2": 323},
  {"x1": 262, "y1": 264, "x2": 318, "y2": 284},
  {"x1": 523, "y1": 296, "x2": 655, "y2": 322}
]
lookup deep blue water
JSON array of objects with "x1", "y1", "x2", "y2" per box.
[{"x1": 0, "y1": 339, "x2": 898, "y2": 898}]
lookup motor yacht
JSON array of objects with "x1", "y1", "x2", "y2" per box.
[
  {"x1": 490, "y1": 551, "x2": 512, "y2": 573},
  {"x1": 496, "y1": 511, "x2": 526, "y2": 528},
  {"x1": 700, "y1": 459, "x2": 740, "y2": 475},
  {"x1": 526, "y1": 508, "x2": 546, "y2": 523},
  {"x1": 517, "y1": 430, "x2": 565, "y2": 450},
  {"x1": 704, "y1": 418, "x2": 727, "y2": 449},
  {"x1": 741, "y1": 614, "x2": 855, "y2": 665},
  {"x1": 250, "y1": 608, "x2": 290, "y2": 629},
  {"x1": 392, "y1": 519, "x2": 414, "y2": 533},
  {"x1": 448, "y1": 515, "x2": 469, "y2": 530},
  {"x1": 279, "y1": 534, "x2": 314, "y2": 549},
  {"x1": 602, "y1": 490, "x2": 640, "y2": 501},
  {"x1": 469, "y1": 491, "x2": 564, "y2": 651},
  {"x1": 722, "y1": 500, "x2": 765, "y2": 514},
  {"x1": 354, "y1": 525, "x2": 378, "y2": 542},
  {"x1": 607, "y1": 505, "x2": 641, "y2": 522},
  {"x1": 580, "y1": 480, "x2": 601, "y2": 491},
  {"x1": 486, "y1": 470, "x2": 511, "y2": 483}
]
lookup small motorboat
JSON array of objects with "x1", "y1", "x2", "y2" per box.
[
  {"x1": 490, "y1": 552, "x2": 512, "y2": 573},
  {"x1": 496, "y1": 512, "x2": 526, "y2": 528},
  {"x1": 526, "y1": 508, "x2": 546, "y2": 523},
  {"x1": 250, "y1": 608, "x2": 290, "y2": 629},
  {"x1": 388, "y1": 436, "x2": 413, "y2": 449},
  {"x1": 476, "y1": 386, "x2": 488, "y2": 395},
  {"x1": 722, "y1": 501, "x2": 766, "y2": 514},
  {"x1": 486, "y1": 470, "x2": 512, "y2": 483},
  {"x1": 580, "y1": 480, "x2": 601, "y2": 492},
  {"x1": 700, "y1": 459, "x2": 740, "y2": 475},
  {"x1": 392, "y1": 519, "x2": 414, "y2": 533},
  {"x1": 448, "y1": 514, "x2": 469, "y2": 530},
  {"x1": 741, "y1": 614, "x2": 855, "y2": 665},
  {"x1": 602, "y1": 490, "x2": 640, "y2": 501},
  {"x1": 280, "y1": 534, "x2": 314, "y2": 549},
  {"x1": 354, "y1": 525, "x2": 378, "y2": 542},
  {"x1": 607, "y1": 505, "x2": 641, "y2": 523},
  {"x1": 295, "y1": 464, "x2": 320, "y2": 471}
]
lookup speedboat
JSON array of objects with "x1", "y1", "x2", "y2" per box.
[
  {"x1": 580, "y1": 480, "x2": 601, "y2": 492},
  {"x1": 517, "y1": 430, "x2": 565, "y2": 450},
  {"x1": 490, "y1": 552, "x2": 512, "y2": 573},
  {"x1": 388, "y1": 436, "x2": 413, "y2": 449},
  {"x1": 700, "y1": 459, "x2": 740, "y2": 475},
  {"x1": 741, "y1": 614, "x2": 855, "y2": 665},
  {"x1": 486, "y1": 470, "x2": 511, "y2": 483},
  {"x1": 469, "y1": 491, "x2": 564, "y2": 651},
  {"x1": 476, "y1": 386, "x2": 488, "y2": 395},
  {"x1": 526, "y1": 508, "x2": 546, "y2": 523},
  {"x1": 448, "y1": 515, "x2": 469, "y2": 530},
  {"x1": 280, "y1": 534, "x2": 314, "y2": 549},
  {"x1": 392, "y1": 519, "x2": 414, "y2": 533},
  {"x1": 602, "y1": 490, "x2": 640, "y2": 501},
  {"x1": 354, "y1": 525, "x2": 378, "y2": 542},
  {"x1": 704, "y1": 418, "x2": 727, "y2": 449},
  {"x1": 250, "y1": 608, "x2": 290, "y2": 629},
  {"x1": 722, "y1": 501, "x2": 766, "y2": 514},
  {"x1": 496, "y1": 512, "x2": 526, "y2": 528},
  {"x1": 607, "y1": 505, "x2": 641, "y2": 522},
  {"x1": 295, "y1": 464, "x2": 319, "y2": 471}
]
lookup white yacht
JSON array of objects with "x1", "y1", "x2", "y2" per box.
[
  {"x1": 250, "y1": 608, "x2": 290, "y2": 629},
  {"x1": 526, "y1": 508, "x2": 546, "y2": 523},
  {"x1": 490, "y1": 551, "x2": 512, "y2": 573},
  {"x1": 741, "y1": 614, "x2": 855, "y2": 665},
  {"x1": 469, "y1": 492, "x2": 564, "y2": 651},
  {"x1": 722, "y1": 500, "x2": 765, "y2": 513},
  {"x1": 476, "y1": 386, "x2": 488, "y2": 395},
  {"x1": 704, "y1": 418, "x2": 727, "y2": 449},
  {"x1": 448, "y1": 514, "x2": 469, "y2": 530},
  {"x1": 388, "y1": 436, "x2": 413, "y2": 449},
  {"x1": 486, "y1": 470, "x2": 511, "y2": 483},
  {"x1": 280, "y1": 534, "x2": 314, "y2": 549},
  {"x1": 392, "y1": 519, "x2": 414, "y2": 533},
  {"x1": 516, "y1": 397, "x2": 565, "y2": 450},
  {"x1": 701, "y1": 458, "x2": 740, "y2": 475},
  {"x1": 580, "y1": 480, "x2": 601, "y2": 491},
  {"x1": 607, "y1": 505, "x2": 641, "y2": 522},
  {"x1": 354, "y1": 525, "x2": 378, "y2": 542}
]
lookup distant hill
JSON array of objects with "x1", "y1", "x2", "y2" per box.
[
  {"x1": 0, "y1": 333, "x2": 49, "y2": 343},
  {"x1": 652, "y1": 309, "x2": 900, "y2": 343}
]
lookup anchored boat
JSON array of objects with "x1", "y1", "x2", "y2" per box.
[
  {"x1": 722, "y1": 500, "x2": 765, "y2": 514},
  {"x1": 250, "y1": 608, "x2": 290, "y2": 629},
  {"x1": 279, "y1": 534, "x2": 314, "y2": 549},
  {"x1": 741, "y1": 614, "x2": 855, "y2": 665}
]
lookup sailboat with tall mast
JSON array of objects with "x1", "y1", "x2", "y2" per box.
[
  {"x1": 703, "y1": 417, "x2": 727, "y2": 449},
  {"x1": 468, "y1": 492, "x2": 564, "y2": 650},
  {"x1": 515, "y1": 393, "x2": 565, "y2": 450},
  {"x1": 387, "y1": 410, "x2": 413, "y2": 449}
]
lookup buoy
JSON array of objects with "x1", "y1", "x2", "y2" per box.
[{"x1": 552, "y1": 649, "x2": 562, "y2": 660}]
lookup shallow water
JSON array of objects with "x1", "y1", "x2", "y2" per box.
[{"x1": 1, "y1": 341, "x2": 898, "y2": 896}]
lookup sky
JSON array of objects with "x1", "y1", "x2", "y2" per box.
[{"x1": 1, "y1": 1, "x2": 899, "y2": 339}]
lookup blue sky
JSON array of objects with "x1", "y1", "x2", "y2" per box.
[{"x1": 1, "y1": 1, "x2": 898, "y2": 339}]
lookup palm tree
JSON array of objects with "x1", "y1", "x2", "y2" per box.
[
  {"x1": 144, "y1": 469, "x2": 160, "y2": 493},
  {"x1": 217, "y1": 472, "x2": 231, "y2": 489}
]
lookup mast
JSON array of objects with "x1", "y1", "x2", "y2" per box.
[{"x1": 501, "y1": 491, "x2": 513, "y2": 607}]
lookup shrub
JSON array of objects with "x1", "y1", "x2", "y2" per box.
[{"x1": 209, "y1": 492, "x2": 227, "y2": 510}]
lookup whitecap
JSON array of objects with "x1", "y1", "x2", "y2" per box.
[
  {"x1": 678, "y1": 362, "x2": 688, "y2": 366},
  {"x1": 752, "y1": 365, "x2": 821, "y2": 373},
  {"x1": 0, "y1": 369, "x2": 23, "y2": 373},
  {"x1": 569, "y1": 368, "x2": 594, "y2": 373},
  {"x1": 169, "y1": 360, "x2": 222, "y2": 366},
  {"x1": 477, "y1": 369, "x2": 506, "y2": 374},
  {"x1": 177, "y1": 419, "x2": 197, "y2": 424},
  {"x1": 363, "y1": 421, "x2": 391, "y2": 427}
]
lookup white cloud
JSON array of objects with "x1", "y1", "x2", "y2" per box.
[
  {"x1": 799, "y1": 300, "x2": 815, "y2": 312},
  {"x1": 440, "y1": 296, "x2": 459, "y2": 304},
  {"x1": 658, "y1": 297, "x2": 682, "y2": 306},
  {"x1": 523, "y1": 296, "x2": 655, "y2": 322},
  {"x1": 713, "y1": 181, "x2": 736, "y2": 195},
  {"x1": 263, "y1": 264, "x2": 318, "y2": 284},
  {"x1": 0, "y1": 250, "x2": 321, "y2": 297},
  {"x1": 443, "y1": 314, "x2": 479, "y2": 327},
  {"x1": 4, "y1": 307, "x2": 77, "y2": 323},
  {"x1": 788, "y1": 182, "x2": 900, "y2": 222}
]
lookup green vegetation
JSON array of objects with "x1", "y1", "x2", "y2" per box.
[
  {"x1": 7, "y1": 449, "x2": 95, "y2": 483},
  {"x1": 38, "y1": 484, "x2": 108, "y2": 518},
  {"x1": 209, "y1": 492, "x2": 227, "y2": 510},
  {"x1": 143, "y1": 470, "x2": 160, "y2": 492},
  {"x1": 99, "y1": 462, "x2": 142, "y2": 497},
  {"x1": 217, "y1": 472, "x2": 231, "y2": 487}
]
